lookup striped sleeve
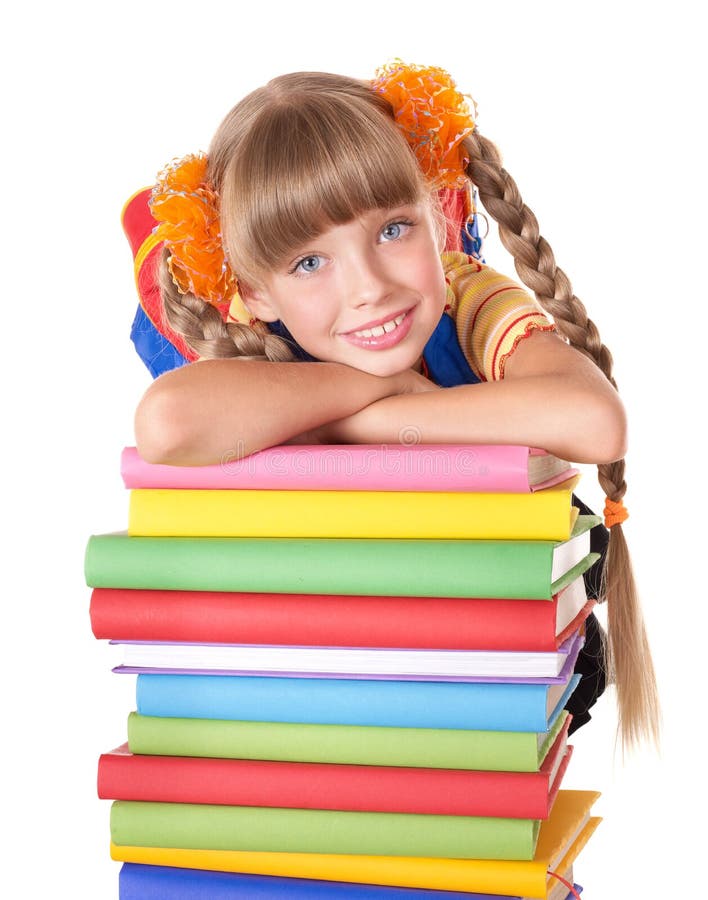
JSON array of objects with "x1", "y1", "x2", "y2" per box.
[{"x1": 441, "y1": 251, "x2": 557, "y2": 382}]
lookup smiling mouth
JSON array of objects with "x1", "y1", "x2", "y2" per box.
[
  {"x1": 339, "y1": 307, "x2": 415, "y2": 351},
  {"x1": 342, "y1": 308, "x2": 412, "y2": 338},
  {"x1": 350, "y1": 312, "x2": 407, "y2": 338}
]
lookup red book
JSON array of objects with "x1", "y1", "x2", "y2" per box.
[
  {"x1": 98, "y1": 718, "x2": 572, "y2": 819},
  {"x1": 90, "y1": 577, "x2": 593, "y2": 652}
]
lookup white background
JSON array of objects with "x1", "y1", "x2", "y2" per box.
[{"x1": 2, "y1": 1, "x2": 705, "y2": 896}]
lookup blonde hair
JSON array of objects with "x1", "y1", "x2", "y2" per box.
[
  {"x1": 462, "y1": 131, "x2": 660, "y2": 751},
  {"x1": 159, "y1": 71, "x2": 660, "y2": 750}
]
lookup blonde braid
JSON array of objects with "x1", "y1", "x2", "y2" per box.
[
  {"x1": 464, "y1": 132, "x2": 660, "y2": 750},
  {"x1": 158, "y1": 248, "x2": 297, "y2": 363}
]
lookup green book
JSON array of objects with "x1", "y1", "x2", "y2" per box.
[
  {"x1": 110, "y1": 800, "x2": 541, "y2": 861},
  {"x1": 85, "y1": 516, "x2": 600, "y2": 599},
  {"x1": 127, "y1": 709, "x2": 568, "y2": 774}
]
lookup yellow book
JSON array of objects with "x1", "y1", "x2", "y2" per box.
[
  {"x1": 128, "y1": 475, "x2": 581, "y2": 539},
  {"x1": 111, "y1": 790, "x2": 600, "y2": 898}
]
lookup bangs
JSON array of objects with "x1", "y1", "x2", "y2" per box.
[{"x1": 218, "y1": 89, "x2": 426, "y2": 286}]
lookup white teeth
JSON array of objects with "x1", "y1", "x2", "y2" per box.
[{"x1": 354, "y1": 313, "x2": 406, "y2": 338}]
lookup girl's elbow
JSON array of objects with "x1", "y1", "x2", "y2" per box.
[
  {"x1": 134, "y1": 387, "x2": 187, "y2": 465},
  {"x1": 591, "y1": 391, "x2": 628, "y2": 463}
]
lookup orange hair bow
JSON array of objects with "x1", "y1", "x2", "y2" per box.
[
  {"x1": 371, "y1": 60, "x2": 477, "y2": 189},
  {"x1": 149, "y1": 153, "x2": 238, "y2": 309}
]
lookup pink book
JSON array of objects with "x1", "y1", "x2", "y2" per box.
[{"x1": 121, "y1": 445, "x2": 577, "y2": 493}]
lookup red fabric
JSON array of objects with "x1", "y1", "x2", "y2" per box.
[
  {"x1": 438, "y1": 188, "x2": 468, "y2": 252},
  {"x1": 121, "y1": 188, "x2": 154, "y2": 256},
  {"x1": 122, "y1": 189, "x2": 199, "y2": 363}
]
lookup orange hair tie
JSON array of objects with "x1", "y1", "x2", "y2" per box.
[
  {"x1": 150, "y1": 153, "x2": 238, "y2": 310},
  {"x1": 371, "y1": 60, "x2": 476, "y2": 189},
  {"x1": 604, "y1": 496, "x2": 629, "y2": 529}
]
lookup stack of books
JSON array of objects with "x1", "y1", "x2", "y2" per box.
[{"x1": 87, "y1": 443, "x2": 602, "y2": 899}]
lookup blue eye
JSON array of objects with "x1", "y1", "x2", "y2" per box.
[
  {"x1": 295, "y1": 255, "x2": 322, "y2": 274},
  {"x1": 382, "y1": 223, "x2": 401, "y2": 240},
  {"x1": 380, "y1": 219, "x2": 413, "y2": 242}
]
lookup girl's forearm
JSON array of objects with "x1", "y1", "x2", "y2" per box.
[
  {"x1": 325, "y1": 374, "x2": 627, "y2": 465},
  {"x1": 135, "y1": 360, "x2": 407, "y2": 465}
]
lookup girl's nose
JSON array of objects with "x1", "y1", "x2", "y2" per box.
[{"x1": 344, "y1": 253, "x2": 393, "y2": 308}]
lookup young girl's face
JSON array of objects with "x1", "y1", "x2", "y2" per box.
[{"x1": 242, "y1": 202, "x2": 448, "y2": 377}]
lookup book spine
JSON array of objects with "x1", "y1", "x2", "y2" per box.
[
  {"x1": 98, "y1": 751, "x2": 552, "y2": 818},
  {"x1": 110, "y1": 842, "x2": 547, "y2": 897},
  {"x1": 85, "y1": 534, "x2": 561, "y2": 599},
  {"x1": 135, "y1": 674, "x2": 549, "y2": 732},
  {"x1": 126, "y1": 712, "x2": 566, "y2": 773},
  {"x1": 121, "y1": 444, "x2": 539, "y2": 492},
  {"x1": 110, "y1": 800, "x2": 539, "y2": 860},
  {"x1": 90, "y1": 589, "x2": 558, "y2": 650},
  {"x1": 127, "y1": 484, "x2": 577, "y2": 541},
  {"x1": 118, "y1": 863, "x2": 506, "y2": 900}
]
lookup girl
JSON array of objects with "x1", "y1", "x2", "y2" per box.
[{"x1": 132, "y1": 62, "x2": 659, "y2": 750}]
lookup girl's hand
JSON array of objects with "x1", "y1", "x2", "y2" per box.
[
  {"x1": 283, "y1": 368, "x2": 439, "y2": 446},
  {"x1": 392, "y1": 367, "x2": 442, "y2": 395}
]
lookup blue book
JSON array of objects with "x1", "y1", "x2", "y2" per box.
[
  {"x1": 119, "y1": 863, "x2": 583, "y2": 899},
  {"x1": 136, "y1": 673, "x2": 580, "y2": 733}
]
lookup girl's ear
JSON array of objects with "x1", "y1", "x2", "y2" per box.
[{"x1": 238, "y1": 283, "x2": 280, "y2": 323}]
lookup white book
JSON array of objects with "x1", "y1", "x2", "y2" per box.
[{"x1": 113, "y1": 631, "x2": 583, "y2": 679}]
